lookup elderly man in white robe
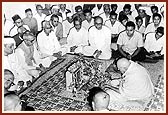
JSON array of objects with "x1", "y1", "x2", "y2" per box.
[
  {"x1": 83, "y1": 16, "x2": 111, "y2": 60},
  {"x1": 4, "y1": 37, "x2": 33, "y2": 90},
  {"x1": 37, "y1": 21, "x2": 67, "y2": 67},
  {"x1": 105, "y1": 58, "x2": 154, "y2": 110},
  {"x1": 67, "y1": 16, "x2": 88, "y2": 54}
]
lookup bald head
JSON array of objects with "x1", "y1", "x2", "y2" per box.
[
  {"x1": 92, "y1": 90, "x2": 110, "y2": 111},
  {"x1": 117, "y1": 58, "x2": 131, "y2": 74},
  {"x1": 4, "y1": 93, "x2": 22, "y2": 111}
]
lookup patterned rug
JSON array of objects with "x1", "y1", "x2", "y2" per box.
[{"x1": 19, "y1": 55, "x2": 165, "y2": 111}]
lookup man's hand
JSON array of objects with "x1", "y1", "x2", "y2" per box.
[{"x1": 70, "y1": 46, "x2": 78, "y2": 52}]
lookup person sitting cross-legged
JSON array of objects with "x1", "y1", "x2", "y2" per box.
[
  {"x1": 113, "y1": 21, "x2": 146, "y2": 61},
  {"x1": 144, "y1": 26, "x2": 164, "y2": 60}
]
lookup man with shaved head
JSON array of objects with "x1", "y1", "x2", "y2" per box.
[
  {"x1": 4, "y1": 93, "x2": 22, "y2": 111},
  {"x1": 87, "y1": 87, "x2": 110, "y2": 111},
  {"x1": 4, "y1": 92, "x2": 35, "y2": 111},
  {"x1": 106, "y1": 58, "x2": 154, "y2": 109}
]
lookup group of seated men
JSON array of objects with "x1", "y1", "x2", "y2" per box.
[{"x1": 3, "y1": 3, "x2": 164, "y2": 111}]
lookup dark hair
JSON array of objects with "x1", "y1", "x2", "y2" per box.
[
  {"x1": 36, "y1": 4, "x2": 43, "y2": 10},
  {"x1": 110, "y1": 11, "x2": 118, "y2": 18},
  {"x1": 75, "y1": 5, "x2": 82, "y2": 12},
  {"x1": 156, "y1": 26, "x2": 164, "y2": 35},
  {"x1": 151, "y1": 6, "x2": 158, "y2": 12},
  {"x1": 153, "y1": 13, "x2": 162, "y2": 20},
  {"x1": 126, "y1": 21, "x2": 135, "y2": 29},
  {"x1": 94, "y1": 16, "x2": 103, "y2": 23},
  {"x1": 25, "y1": 8, "x2": 32, "y2": 13},
  {"x1": 73, "y1": 16, "x2": 82, "y2": 25},
  {"x1": 118, "y1": 14, "x2": 128, "y2": 22},
  {"x1": 123, "y1": 4, "x2": 131, "y2": 10},
  {"x1": 111, "y1": 4, "x2": 118, "y2": 9},
  {"x1": 83, "y1": 9, "x2": 92, "y2": 16},
  {"x1": 135, "y1": 16, "x2": 143, "y2": 22},
  {"x1": 87, "y1": 87, "x2": 105, "y2": 111},
  {"x1": 50, "y1": 14, "x2": 59, "y2": 21},
  {"x1": 103, "y1": 4, "x2": 110, "y2": 8}
]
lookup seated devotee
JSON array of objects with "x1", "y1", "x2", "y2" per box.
[
  {"x1": 144, "y1": 13, "x2": 163, "y2": 35},
  {"x1": 110, "y1": 4, "x2": 118, "y2": 13},
  {"x1": 4, "y1": 37, "x2": 33, "y2": 90},
  {"x1": 92, "y1": 4, "x2": 104, "y2": 17},
  {"x1": 4, "y1": 92, "x2": 35, "y2": 111},
  {"x1": 34, "y1": 4, "x2": 46, "y2": 33},
  {"x1": 4, "y1": 69, "x2": 15, "y2": 95},
  {"x1": 99, "y1": 4, "x2": 111, "y2": 24},
  {"x1": 144, "y1": 26, "x2": 164, "y2": 59},
  {"x1": 23, "y1": 8, "x2": 38, "y2": 36},
  {"x1": 67, "y1": 16, "x2": 88, "y2": 54},
  {"x1": 42, "y1": 4, "x2": 52, "y2": 16},
  {"x1": 87, "y1": 87, "x2": 110, "y2": 111},
  {"x1": 105, "y1": 58, "x2": 154, "y2": 110},
  {"x1": 118, "y1": 14, "x2": 128, "y2": 33},
  {"x1": 119, "y1": 4, "x2": 135, "y2": 23},
  {"x1": 83, "y1": 16, "x2": 111, "y2": 60},
  {"x1": 149, "y1": 5, "x2": 159, "y2": 23},
  {"x1": 62, "y1": 13, "x2": 73, "y2": 39},
  {"x1": 72, "y1": 5, "x2": 85, "y2": 22},
  {"x1": 105, "y1": 11, "x2": 121, "y2": 43},
  {"x1": 135, "y1": 6, "x2": 151, "y2": 28},
  {"x1": 37, "y1": 21, "x2": 67, "y2": 67},
  {"x1": 9, "y1": 14, "x2": 30, "y2": 37},
  {"x1": 50, "y1": 14, "x2": 63, "y2": 41},
  {"x1": 15, "y1": 31, "x2": 41, "y2": 79},
  {"x1": 59, "y1": 4, "x2": 71, "y2": 21},
  {"x1": 135, "y1": 16, "x2": 146, "y2": 39},
  {"x1": 82, "y1": 9, "x2": 94, "y2": 31},
  {"x1": 12, "y1": 26, "x2": 27, "y2": 48},
  {"x1": 113, "y1": 21, "x2": 146, "y2": 61},
  {"x1": 45, "y1": 5, "x2": 63, "y2": 23}
]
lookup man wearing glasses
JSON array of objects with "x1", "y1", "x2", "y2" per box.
[
  {"x1": 84, "y1": 16, "x2": 111, "y2": 60},
  {"x1": 37, "y1": 21, "x2": 67, "y2": 67}
]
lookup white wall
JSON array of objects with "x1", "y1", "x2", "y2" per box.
[{"x1": 3, "y1": 2, "x2": 37, "y2": 21}]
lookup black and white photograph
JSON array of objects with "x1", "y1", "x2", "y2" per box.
[{"x1": 2, "y1": 2, "x2": 165, "y2": 112}]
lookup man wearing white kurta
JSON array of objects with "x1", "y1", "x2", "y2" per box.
[
  {"x1": 82, "y1": 9, "x2": 94, "y2": 31},
  {"x1": 144, "y1": 27, "x2": 164, "y2": 55},
  {"x1": 83, "y1": 16, "x2": 111, "y2": 60},
  {"x1": 67, "y1": 16, "x2": 88, "y2": 54},
  {"x1": 34, "y1": 5, "x2": 46, "y2": 31},
  {"x1": 106, "y1": 58, "x2": 154, "y2": 109},
  {"x1": 37, "y1": 21, "x2": 67, "y2": 67},
  {"x1": 4, "y1": 37, "x2": 33, "y2": 88},
  {"x1": 144, "y1": 13, "x2": 163, "y2": 35}
]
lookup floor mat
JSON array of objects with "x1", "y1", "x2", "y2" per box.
[{"x1": 19, "y1": 55, "x2": 164, "y2": 111}]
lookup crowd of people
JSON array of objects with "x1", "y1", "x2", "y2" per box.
[{"x1": 3, "y1": 3, "x2": 164, "y2": 111}]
